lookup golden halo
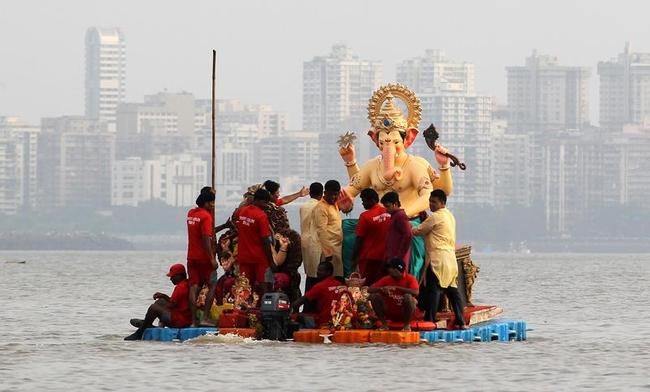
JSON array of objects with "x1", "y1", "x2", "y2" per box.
[{"x1": 367, "y1": 83, "x2": 422, "y2": 131}]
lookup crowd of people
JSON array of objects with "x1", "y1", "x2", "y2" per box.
[{"x1": 125, "y1": 179, "x2": 466, "y2": 340}]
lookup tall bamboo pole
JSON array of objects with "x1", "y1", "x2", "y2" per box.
[{"x1": 211, "y1": 50, "x2": 216, "y2": 218}]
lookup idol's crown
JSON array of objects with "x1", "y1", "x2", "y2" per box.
[{"x1": 368, "y1": 84, "x2": 421, "y2": 133}]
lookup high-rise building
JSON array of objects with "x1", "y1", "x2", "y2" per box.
[
  {"x1": 85, "y1": 27, "x2": 126, "y2": 125},
  {"x1": 506, "y1": 51, "x2": 590, "y2": 134},
  {"x1": 419, "y1": 94, "x2": 494, "y2": 206},
  {"x1": 397, "y1": 49, "x2": 475, "y2": 95},
  {"x1": 111, "y1": 154, "x2": 207, "y2": 207},
  {"x1": 598, "y1": 43, "x2": 650, "y2": 131},
  {"x1": 505, "y1": 51, "x2": 591, "y2": 203},
  {"x1": 542, "y1": 130, "x2": 589, "y2": 234},
  {"x1": 0, "y1": 117, "x2": 39, "y2": 215},
  {"x1": 610, "y1": 125, "x2": 650, "y2": 209},
  {"x1": 215, "y1": 146, "x2": 251, "y2": 205},
  {"x1": 253, "y1": 130, "x2": 319, "y2": 186},
  {"x1": 541, "y1": 125, "x2": 650, "y2": 235},
  {"x1": 490, "y1": 108, "x2": 533, "y2": 207},
  {"x1": 397, "y1": 51, "x2": 492, "y2": 205},
  {"x1": 116, "y1": 92, "x2": 195, "y2": 159},
  {"x1": 303, "y1": 44, "x2": 382, "y2": 134},
  {"x1": 38, "y1": 116, "x2": 115, "y2": 210},
  {"x1": 303, "y1": 44, "x2": 382, "y2": 181},
  {"x1": 192, "y1": 99, "x2": 288, "y2": 206}
]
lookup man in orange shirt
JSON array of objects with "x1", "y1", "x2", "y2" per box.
[{"x1": 125, "y1": 263, "x2": 192, "y2": 340}]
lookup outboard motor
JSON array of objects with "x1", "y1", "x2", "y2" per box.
[{"x1": 260, "y1": 292, "x2": 294, "y2": 341}]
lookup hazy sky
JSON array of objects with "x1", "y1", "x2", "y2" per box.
[{"x1": 1, "y1": 0, "x2": 648, "y2": 127}]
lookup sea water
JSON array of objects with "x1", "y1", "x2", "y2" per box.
[{"x1": 0, "y1": 251, "x2": 649, "y2": 391}]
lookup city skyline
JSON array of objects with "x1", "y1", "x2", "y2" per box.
[
  {"x1": 2, "y1": 2, "x2": 650, "y2": 244},
  {"x1": 1, "y1": 1, "x2": 649, "y2": 127}
]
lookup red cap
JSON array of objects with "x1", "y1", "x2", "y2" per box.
[{"x1": 166, "y1": 263, "x2": 186, "y2": 277}]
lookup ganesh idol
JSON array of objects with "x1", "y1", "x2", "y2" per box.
[{"x1": 337, "y1": 83, "x2": 453, "y2": 280}]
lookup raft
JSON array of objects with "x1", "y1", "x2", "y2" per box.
[
  {"x1": 141, "y1": 319, "x2": 527, "y2": 343},
  {"x1": 140, "y1": 304, "x2": 527, "y2": 343}
]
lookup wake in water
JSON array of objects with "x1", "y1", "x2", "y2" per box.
[{"x1": 186, "y1": 333, "x2": 260, "y2": 345}]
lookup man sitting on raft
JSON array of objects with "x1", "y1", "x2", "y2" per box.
[
  {"x1": 291, "y1": 261, "x2": 341, "y2": 328},
  {"x1": 125, "y1": 263, "x2": 192, "y2": 340},
  {"x1": 368, "y1": 258, "x2": 419, "y2": 331}
]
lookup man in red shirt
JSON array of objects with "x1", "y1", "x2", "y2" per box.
[
  {"x1": 186, "y1": 189, "x2": 217, "y2": 326},
  {"x1": 291, "y1": 261, "x2": 341, "y2": 327},
  {"x1": 368, "y1": 258, "x2": 419, "y2": 331},
  {"x1": 234, "y1": 188, "x2": 274, "y2": 292},
  {"x1": 351, "y1": 188, "x2": 391, "y2": 285},
  {"x1": 125, "y1": 263, "x2": 192, "y2": 340}
]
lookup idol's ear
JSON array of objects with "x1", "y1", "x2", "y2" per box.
[
  {"x1": 404, "y1": 127, "x2": 419, "y2": 148},
  {"x1": 367, "y1": 129, "x2": 379, "y2": 147}
]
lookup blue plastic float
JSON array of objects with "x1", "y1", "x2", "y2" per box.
[
  {"x1": 420, "y1": 320, "x2": 527, "y2": 343},
  {"x1": 141, "y1": 320, "x2": 527, "y2": 343},
  {"x1": 142, "y1": 327, "x2": 217, "y2": 342}
]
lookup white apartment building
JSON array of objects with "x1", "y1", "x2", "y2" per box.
[
  {"x1": 116, "y1": 92, "x2": 197, "y2": 159},
  {"x1": 112, "y1": 154, "x2": 207, "y2": 207},
  {"x1": 116, "y1": 92, "x2": 196, "y2": 158},
  {"x1": 541, "y1": 125, "x2": 650, "y2": 234},
  {"x1": 191, "y1": 99, "x2": 289, "y2": 207},
  {"x1": 253, "y1": 131, "x2": 319, "y2": 187},
  {"x1": 85, "y1": 27, "x2": 126, "y2": 125},
  {"x1": 490, "y1": 111, "x2": 533, "y2": 207},
  {"x1": 612, "y1": 126, "x2": 650, "y2": 209},
  {"x1": 303, "y1": 44, "x2": 382, "y2": 134},
  {"x1": 0, "y1": 117, "x2": 39, "y2": 215},
  {"x1": 598, "y1": 43, "x2": 650, "y2": 131},
  {"x1": 397, "y1": 49, "x2": 475, "y2": 95},
  {"x1": 419, "y1": 94, "x2": 494, "y2": 205},
  {"x1": 506, "y1": 51, "x2": 591, "y2": 203},
  {"x1": 194, "y1": 99, "x2": 287, "y2": 149},
  {"x1": 396, "y1": 51, "x2": 493, "y2": 205},
  {"x1": 303, "y1": 45, "x2": 382, "y2": 181},
  {"x1": 38, "y1": 116, "x2": 115, "y2": 210},
  {"x1": 215, "y1": 146, "x2": 250, "y2": 205},
  {"x1": 506, "y1": 51, "x2": 590, "y2": 134},
  {"x1": 111, "y1": 157, "x2": 146, "y2": 207}
]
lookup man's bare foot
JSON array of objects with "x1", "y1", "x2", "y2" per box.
[
  {"x1": 378, "y1": 324, "x2": 389, "y2": 331},
  {"x1": 130, "y1": 318, "x2": 144, "y2": 328},
  {"x1": 402, "y1": 325, "x2": 412, "y2": 332}
]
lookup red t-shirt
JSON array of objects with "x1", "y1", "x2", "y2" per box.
[
  {"x1": 304, "y1": 276, "x2": 342, "y2": 326},
  {"x1": 356, "y1": 203, "x2": 391, "y2": 260},
  {"x1": 234, "y1": 204, "x2": 272, "y2": 264},
  {"x1": 371, "y1": 273, "x2": 419, "y2": 307},
  {"x1": 275, "y1": 198, "x2": 286, "y2": 206},
  {"x1": 187, "y1": 207, "x2": 213, "y2": 260},
  {"x1": 169, "y1": 279, "x2": 192, "y2": 327}
]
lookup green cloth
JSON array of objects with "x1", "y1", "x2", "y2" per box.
[
  {"x1": 342, "y1": 219, "x2": 359, "y2": 278},
  {"x1": 341, "y1": 217, "x2": 425, "y2": 281},
  {"x1": 409, "y1": 217, "x2": 425, "y2": 281}
]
